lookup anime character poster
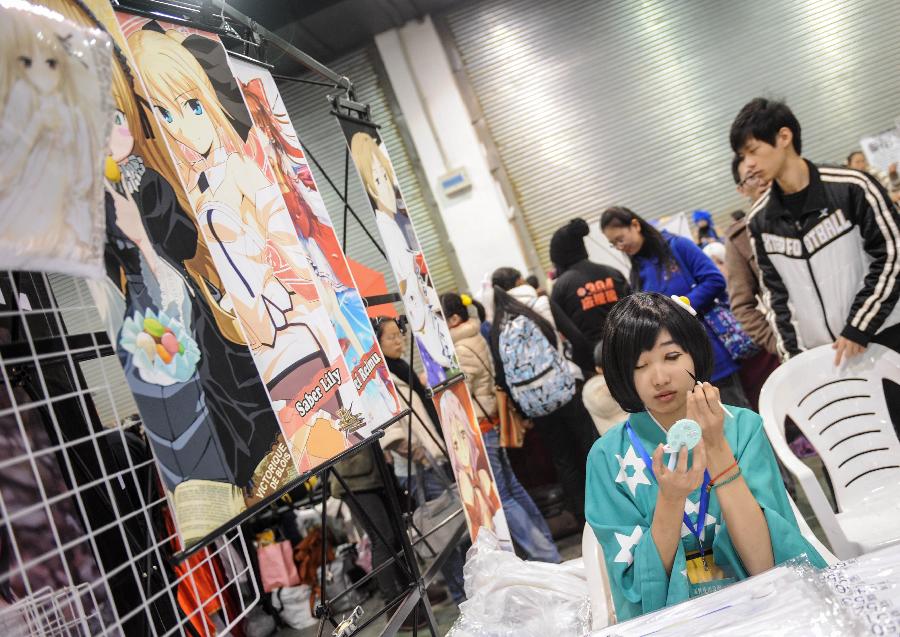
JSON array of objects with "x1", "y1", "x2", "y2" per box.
[
  {"x1": 34, "y1": 0, "x2": 298, "y2": 548},
  {"x1": 227, "y1": 57, "x2": 402, "y2": 428},
  {"x1": 338, "y1": 118, "x2": 460, "y2": 389},
  {"x1": 0, "y1": 0, "x2": 112, "y2": 279},
  {"x1": 432, "y1": 382, "x2": 511, "y2": 548},
  {"x1": 117, "y1": 16, "x2": 379, "y2": 492}
]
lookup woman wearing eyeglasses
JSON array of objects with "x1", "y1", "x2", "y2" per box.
[{"x1": 600, "y1": 207, "x2": 750, "y2": 408}]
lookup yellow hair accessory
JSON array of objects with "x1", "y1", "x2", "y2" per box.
[
  {"x1": 670, "y1": 295, "x2": 697, "y2": 316},
  {"x1": 104, "y1": 156, "x2": 121, "y2": 182},
  {"x1": 461, "y1": 294, "x2": 473, "y2": 306}
]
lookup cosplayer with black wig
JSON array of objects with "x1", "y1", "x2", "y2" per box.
[{"x1": 585, "y1": 293, "x2": 825, "y2": 621}]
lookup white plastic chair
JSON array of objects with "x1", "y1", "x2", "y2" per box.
[
  {"x1": 786, "y1": 493, "x2": 838, "y2": 565},
  {"x1": 759, "y1": 344, "x2": 900, "y2": 559},
  {"x1": 582, "y1": 524, "x2": 615, "y2": 630}
]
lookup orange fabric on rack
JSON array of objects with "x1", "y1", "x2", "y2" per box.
[
  {"x1": 164, "y1": 509, "x2": 244, "y2": 636},
  {"x1": 294, "y1": 526, "x2": 335, "y2": 615}
]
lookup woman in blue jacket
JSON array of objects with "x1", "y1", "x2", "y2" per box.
[{"x1": 600, "y1": 207, "x2": 749, "y2": 407}]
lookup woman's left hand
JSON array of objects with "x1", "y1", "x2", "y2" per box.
[{"x1": 686, "y1": 382, "x2": 726, "y2": 449}]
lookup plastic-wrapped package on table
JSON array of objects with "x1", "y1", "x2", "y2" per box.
[
  {"x1": 447, "y1": 530, "x2": 593, "y2": 637},
  {"x1": 593, "y1": 558, "x2": 861, "y2": 637},
  {"x1": 0, "y1": 0, "x2": 114, "y2": 278},
  {"x1": 819, "y1": 543, "x2": 900, "y2": 634}
]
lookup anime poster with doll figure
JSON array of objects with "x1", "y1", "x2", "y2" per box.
[
  {"x1": 0, "y1": 0, "x2": 113, "y2": 279},
  {"x1": 41, "y1": 0, "x2": 299, "y2": 547},
  {"x1": 339, "y1": 119, "x2": 460, "y2": 388},
  {"x1": 433, "y1": 382, "x2": 511, "y2": 548},
  {"x1": 119, "y1": 16, "x2": 378, "y2": 480},
  {"x1": 228, "y1": 57, "x2": 402, "y2": 428}
]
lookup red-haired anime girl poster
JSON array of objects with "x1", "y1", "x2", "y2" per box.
[{"x1": 227, "y1": 57, "x2": 402, "y2": 428}]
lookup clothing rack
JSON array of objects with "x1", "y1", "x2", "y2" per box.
[{"x1": 0, "y1": 271, "x2": 259, "y2": 636}]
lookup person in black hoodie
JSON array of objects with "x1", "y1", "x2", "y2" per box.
[{"x1": 550, "y1": 218, "x2": 631, "y2": 350}]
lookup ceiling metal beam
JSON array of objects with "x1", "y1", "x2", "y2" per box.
[{"x1": 208, "y1": 0, "x2": 353, "y2": 93}]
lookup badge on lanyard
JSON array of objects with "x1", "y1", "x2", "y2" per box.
[{"x1": 625, "y1": 422, "x2": 711, "y2": 556}]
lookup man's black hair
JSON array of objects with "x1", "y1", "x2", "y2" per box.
[
  {"x1": 729, "y1": 98, "x2": 802, "y2": 155},
  {"x1": 846, "y1": 150, "x2": 864, "y2": 166},
  {"x1": 600, "y1": 293, "x2": 713, "y2": 412},
  {"x1": 731, "y1": 210, "x2": 746, "y2": 221}
]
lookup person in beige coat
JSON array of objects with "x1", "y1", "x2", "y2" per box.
[
  {"x1": 380, "y1": 369, "x2": 446, "y2": 475},
  {"x1": 724, "y1": 155, "x2": 782, "y2": 410},
  {"x1": 441, "y1": 293, "x2": 561, "y2": 562}
]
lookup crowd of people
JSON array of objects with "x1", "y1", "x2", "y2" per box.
[{"x1": 333, "y1": 97, "x2": 900, "y2": 623}]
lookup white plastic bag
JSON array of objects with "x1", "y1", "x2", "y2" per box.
[
  {"x1": 819, "y1": 543, "x2": 900, "y2": 635},
  {"x1": 596, "y1": 559, "x2": 860, "y2": 637},
  {"x1": 447, "y1": 530, "x2": 592, "y2": 637},
  {"x1": 273, "y1": 585, "x2": 317, "y2": 630}
]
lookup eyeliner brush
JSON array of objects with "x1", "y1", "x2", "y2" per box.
[{"x1": 686, "y1": 370, "x2": 734, "y2": 419}]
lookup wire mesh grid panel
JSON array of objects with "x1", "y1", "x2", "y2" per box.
[{"x1": 0, "y1": 270, "x2": 259, "y2": 636}]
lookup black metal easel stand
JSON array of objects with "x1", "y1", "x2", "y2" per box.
[{"x1": 308, "y1": 432, "x2": 466, "y2": 637}]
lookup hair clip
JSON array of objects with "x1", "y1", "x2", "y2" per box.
[
  {"x1": 670, "y1": 295, "x2": 697, "y2": 316},
  {"x1": 461, "y1": 294, "x2": 472, "y2": 307}
]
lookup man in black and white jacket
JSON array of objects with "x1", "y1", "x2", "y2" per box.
[{"x1": 730, "y1": 98, "x2": 900, "y2": 366}]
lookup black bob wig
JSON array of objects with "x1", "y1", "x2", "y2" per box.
[{"x1": 600, "y1": 293, "x2": 713, "y2": 413}]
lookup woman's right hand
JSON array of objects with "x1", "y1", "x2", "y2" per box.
[{"x1": 652, "y1": 440, "x2": 707, "y2": 504}]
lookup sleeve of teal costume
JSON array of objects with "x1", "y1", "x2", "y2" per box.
[
  {"x1": 712, "y1": 411, "x2": 827, "y2": 572},
  {"x1": 585, "y1": 440, "x2": 691, "y2": 621}
]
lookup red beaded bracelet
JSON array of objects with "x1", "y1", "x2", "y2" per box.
[{"x1": 707, "y1": 459, "x2": 739, "y2": 492}]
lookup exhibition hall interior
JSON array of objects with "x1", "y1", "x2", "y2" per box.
[{"x1": 1, "y1": 0, "x2": 899, "y2": 635}]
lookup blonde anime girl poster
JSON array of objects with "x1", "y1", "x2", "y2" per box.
[
  {"x1": 0, "y1": 0, "x2": 112, "y2": 278},
  {"x1": 118, "y1": 17, "x2": 375, "y2": 483},
  {"x1": 433, "y1": 382, "x2": 511, "y2": 547},
  {"x1": 228, "y1": 58, "x2": 402, "y2": 428},
  {"x1": 339, "y1": 120, "x2": 460, "y2": 389},
  {"x1": 32, "y1": 0, "x2": 304, "y2": 548}
]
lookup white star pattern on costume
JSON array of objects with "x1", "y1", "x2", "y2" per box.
[
  {"x1": 681, "y1": 498, "x2": 717, "y2": 538},
  {"x1": 680, "y1": 568, "x2": 688, "y2": 579},
  {"x1": 614, "y1": 526, "x2": 644, "y2": 565},
  {"x1": 615, "y1": 446, "x2": 651, "y2": 496}
]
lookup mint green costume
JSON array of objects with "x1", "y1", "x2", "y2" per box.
[{"x1": 585, "y1": 407, "x2": 825, "y2": 621}]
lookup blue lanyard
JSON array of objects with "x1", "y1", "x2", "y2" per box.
[{"x1": 625, "y1": 421, "x2": 712, "y2": 550}]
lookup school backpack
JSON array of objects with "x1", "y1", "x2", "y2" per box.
[{"x1": 498, "y1": 314, "x2": 575, "y2": 418}]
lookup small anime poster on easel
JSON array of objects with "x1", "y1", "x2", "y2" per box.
[
  {"x1": 337, "y1": 117, "x2": 461, "y2": 389},
  {"x1": 227, "y1": 57, "x2": 403, "y2": 428},
  {"x1": 432, "y1": 382, "x2": 512, "y2": 548}
]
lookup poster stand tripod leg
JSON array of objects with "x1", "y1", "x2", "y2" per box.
[
  {"x1": 305, "y1": 430, "x2": 455, "y2": 636},
  {"x1": 372, "y1": 442, "x2": 440, "y2": 637},
  {"x1": 315, "y1": 467, "x2": 340, "y2": 634}
]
